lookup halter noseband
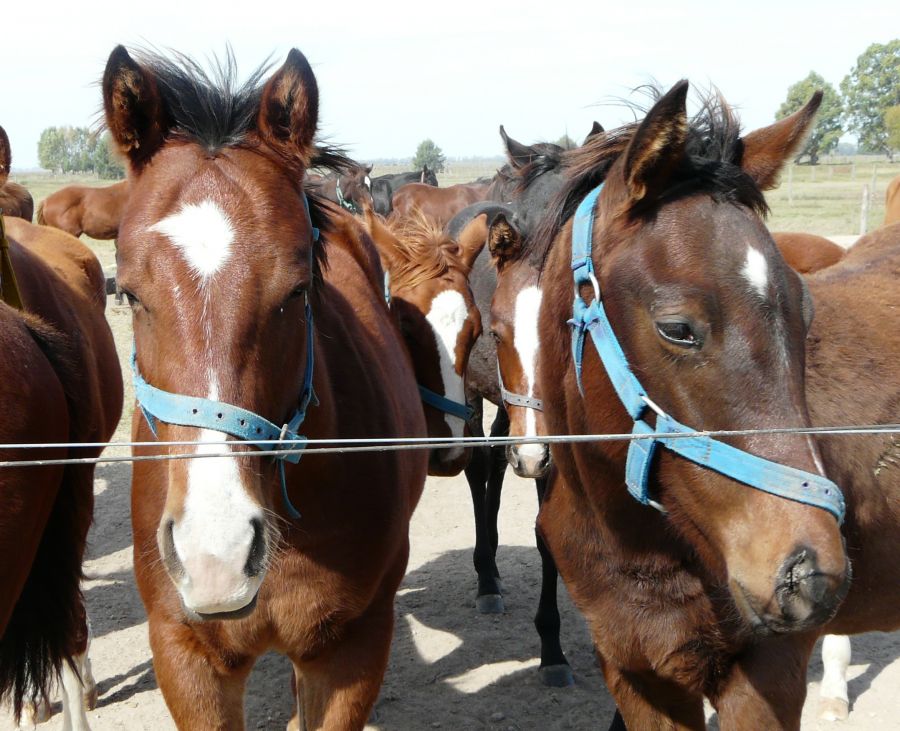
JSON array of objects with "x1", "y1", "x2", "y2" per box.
[
  {"x1": 497, "y1": 363, "x2": 543, "y2": 411},
  {"x1": 131, "y1": 195, "x2": 320, "y2": 520},
  {"x1": 568, "y1": 184, "x2": 845, "y2": 523},
  {"x1": 335, "y1": 178, "x2": 359, "y2": 214}
]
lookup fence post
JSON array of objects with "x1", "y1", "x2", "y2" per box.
[
  {"x1": 860, "y1": 184, "x2": 870, "y2": 236},
  {"x1": 787, "y1": 164, "x2": 793, "y2": 206}
]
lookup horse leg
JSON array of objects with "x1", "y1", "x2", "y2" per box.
[
  {"x1": 149, "y1": 619, "x2": 251, "y2": 730},
  {"x1": 533, "y1": 476, "x2": 573, "y2": 687},
  {"x1": 465, "y1": 399, "x2": 504, "y2": 613},
  {"x1": 819, "y1": 634, "x2": 851, "y2": 721},
  {"x1": 484, "y1": 407, "x2": 510, "y2": 589},
  {"x1": 293, "y1": 598, "x2": 395, "y2": 730},
  {"x1": 59, "y1": 601, "x2": 94, "y2": 731},
  {"x1": 713, "y1": 633, "x2": 817, "y2": 731},
  {"x1": 602, "y1": 664, "x2": 705, "y2": 731}
]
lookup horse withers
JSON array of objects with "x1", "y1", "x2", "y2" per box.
[
  {"x1": 362, "y1": 207, "x2": 483, "y2": 475},
  {"x1": 537, "y1": 84, "x2": 850, "y2": 730},
  {"x1": 0, "y1": 216, "x2": 122, "y2": 729},
  {"x1": 103, "y1": 46, "x2": 427, "y2": 728},
  {"x1": 0, "y1": 125, "x2": 34, "y2": 221},
  {"x1": 771, "y1": 231, "x2": 846, "y2": 274}
]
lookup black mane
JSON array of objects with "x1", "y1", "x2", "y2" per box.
[{"x1": 535, "y1": 88, "x2": 769, "y2": 267}]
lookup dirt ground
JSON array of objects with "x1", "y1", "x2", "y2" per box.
[{"x1": 6, "y1": 297, "x2": 900, "y2": 731}]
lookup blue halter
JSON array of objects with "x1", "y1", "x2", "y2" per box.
[
  {"x1": 569, "y1": 184, "x2": 845, "y2": 523},
  {"x1": 131, "y1": 195, "x2": 320, "y2": 520}
]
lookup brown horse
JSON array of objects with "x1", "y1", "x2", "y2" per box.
[
  {"x1": 0, "y1": 125, "x2": 34, "y2": 221},
  {"x1": 885, "y1": 174, "x2": 900, "y2": 226},
  {"x1": 0, "y1": 216, "x2": 122, "y2": 728},
  {"x1": 103, "y1": 46, "x2": 427, "y2": 729},
  {"x1": 362, "y1": 207, "x2": 483, "y2": 476},
  {"x1": 391, "y1": 181, "x2": 491, "y2": 227},
  {"x1": 36, "y1": 180, "x2": 129, "y2": 240},
  {"x1": 306, "y1": 164, "x2": 374, "y2": 214},
  {"x1": 771, "y1": 231, "x2": 845, "y2": 273},
  {"x1": 536, "y1": 84, "x2": 852, "y2": 730}
]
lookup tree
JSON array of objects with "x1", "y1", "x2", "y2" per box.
[
  {"x1": 841, "y1": 40, "x2": 900, "y2": 159},
  {"x1": 412, "y1": 139, "x2": 445, "y2": 173},
  {"x1": 776, "y1": 72, "x2": 842, "y2": 165},
  {"x1": 37, "y1": 127, "x2": 68, "y2": 173},
  {"x1": 93, "y1": 132, "x2": 126, "y2": 179},
  {"x1": 554, "y1": 134, "x2": 577, "y2": 150},
  {"x1": 886, "y1": 105, "x2": 900, "y2": 155},
  {"x1": 36, "y1": 126, "x2": 124, "y2": 177}
]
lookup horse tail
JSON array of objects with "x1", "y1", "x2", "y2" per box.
[
  {"x1": 0, "y1": 316, "x2": 91, "y2": 721},
  {"x1": 35, "y1": 200, "x2": 46, "y2": 225}
]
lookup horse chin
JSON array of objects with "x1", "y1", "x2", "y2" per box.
[
  {"x1": 728, "y1": 576, "x2": 845, "y2": 637},
  {"x1": 186, "y1": 592, "x2": 260, "y2": 623},
  {"x1": 428, "y1": 447, "x2": 470, "y2": 476}
]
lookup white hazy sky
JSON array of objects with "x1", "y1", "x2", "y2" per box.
[{"x1": 2, "y1": 1, "x2": 896, "y2": 170}]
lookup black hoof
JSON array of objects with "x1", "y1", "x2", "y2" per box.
[
  {"x1": 476, "y1": 594, "x2": 505, "y2": 614},
  {"x1": 540, "y1": 663, "x2": 574, "y2": 687}
]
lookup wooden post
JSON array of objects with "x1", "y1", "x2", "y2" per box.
[
  {"x1": 860, "y1": 184, "x2": 870, "y2": 236},
  {"x1": 870, "y1": 165, "x2": 877, "y2": 199}
]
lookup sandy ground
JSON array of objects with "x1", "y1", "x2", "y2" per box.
[{"x1": 5, "y1": 296, "x2": 900, "y2": 731}]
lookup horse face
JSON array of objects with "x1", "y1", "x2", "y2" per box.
[
  {"x1": 490, "y1": 257, "x2": 550, "y2": 478},
  {"x1": 342, "y1": 168, "x2": 374, "y2": 212},
  {"x1": 106, "y1": 47, "x2": 320, "y2": 618},
  {"x1": 394, "y1": 268, "x2": 481, "y2": 475}
]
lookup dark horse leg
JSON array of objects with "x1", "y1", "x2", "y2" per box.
[
  {"x1": 534, "y1": 475, "x2": 574, "y2": 687},
  {"x1": 465, "y1": 401, "x2": 510, "y2": 613}
]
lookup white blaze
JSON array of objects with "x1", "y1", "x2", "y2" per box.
[
  {"x1": 151, "y1": 200, "x2": 235, "y2": 280},
  {"x1": 742, "y1": 245, "x2": 769, "y2": 299},
  {"x1": 425, "y1": 290, "x2": 469, "y2": 456},
  {"x1": 513, "y1": 286, "x2": 545, "y2": 462}
]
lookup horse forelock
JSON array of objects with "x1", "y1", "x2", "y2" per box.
[{"x1": 386, "y1": 209, "x2": 468, "y2": 291}]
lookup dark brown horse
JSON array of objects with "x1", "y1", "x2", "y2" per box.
[
  {"x1": 536, "y1": 84, "x2": 852, "y2": 730},
  {"x1": 370, "y1": 166, "x2": 439, "y2": 216},
  {"x1": 37, "y1": 180, "x2": 129, "y2": 240},
  {"x1": 0, "y1": 217, "x2": 122, "y2": 728},
  {"x1": 392, "y1": 181, "x2": 491, "y2": 227},
  {"x1": 103, "y1": 46, "x2": 427, "y2": 728},
  {"x1": 772, "y1": 231, "x2": 845, "y2": 273},
  {"x1": 306, "y1": 163, "x2": 374, "y2": 214},
  {"x1": 0, "y1": 126, "x2": 34, "y2": 221},
  {"x1": 362, "y1": 207, "x2": 483, "y2": 476},
  {"x1": 885, "y1": 174, "x2": 900, "y2": 226}
]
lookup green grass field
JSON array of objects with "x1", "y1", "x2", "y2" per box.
[{"x1": 9, "y1": 158, "x2": 898, "y2": 268}]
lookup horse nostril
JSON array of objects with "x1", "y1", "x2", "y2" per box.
[
  {"x1": 160, "y1": 518, "x2": 183, "y2": 577},
  {"x1": 244, "y1": 518, "x2": 267, "y2": 578}
]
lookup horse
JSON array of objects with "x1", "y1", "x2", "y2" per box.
[
  {"x1": 306, "y1": 163, "x2": 374, "y2": 214},
  {"x1": 536, "y1": 83, "x2": 855, "y2": 730},
  {"x1": 771, "y1": 231, "x2": 845, "y2": 274},
  {"x1": 36, "y1": 180, "x2": 129, "y2": 240},
  {"x1": 885, "y1": 174, "x2": 900, "y2": 227},
  {"x1": 0, "y1": 215, "x2": 122, "y2": 729},
  {"x1": 0, "y1": 126, "x2": 34, "y2": 221},
  {"x1": 361, "y1": 206, "x2": 484, "y2": 476},
  {"x1": 391, "y1": 181, "x2": 491, "y2": 227},
  {"x1": 370, "y1": 166, "x2": 438, "y2": 216},
  {"x1": 102, "y1": 45, "x2": 428, "y2": 728}
]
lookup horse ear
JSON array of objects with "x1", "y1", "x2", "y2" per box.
[
  {"x1": 0, "y1": 125, "x2": 10, "y2": 184},
  {"x1": 362, "y1": 207, "x2": 403, "y2": 272},
  {"x1": 487, "y1": 213, "x2": 522, "y2": 271},
  {"x1": 738, "y1": 92, "x2": 822, "y2": 190},
  {"x1": 453, "y1": 212, "x2": 491, "y2": 269},
  {"x1": 622, "y1": 80, "x2": 690, "y2": 204},
  {"x1": 102, "y1": 45, "x2": 170, "y2": 172},
  {"x1": 257, "y1": 49, "x2": 319, "y2": 170},
  {"x1": 365, "y1": 164, "x2": 373, "y2": 174},
  {"x1": 499, "y1": 125, "x2": 537, "y2": 170},
  {"x1": 584, "y1": 121, "x2": 604, "y2": 144}
]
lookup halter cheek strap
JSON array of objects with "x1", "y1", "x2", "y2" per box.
[
  {"x1": 131, "y1": 195, "x2": 320, "y2": 520},
  {"x1": 568, "y1": 184, "x2": 845, "y2": 523}
]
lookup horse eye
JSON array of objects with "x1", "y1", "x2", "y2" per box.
[
  {"x1": 121, "y1": 288, "x2": 141, "y2": 309},
  {"x1": 656, "y1": 320, "x2": 699, "y2": 347},
  {"x1": 288, "y1": 284, "x2": 308, "y2": 300}
]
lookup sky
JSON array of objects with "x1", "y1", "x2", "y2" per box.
[{"x1": 2, "y1": 0, "x2": 896, "y2": 170}]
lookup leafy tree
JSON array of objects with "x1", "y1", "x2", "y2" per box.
[
  {"x1": 776, "y1": 72, "x2": 842, "y2": 164},
  {"x1": 93, "y1": 132, "x2": 126, "y2": 179},
  {"x1": 555, "y1": 134, "x2": 577, "y2": 150},
  {"x1": 885, "y1": 105, "x2": 900, "y2": 155},
  {"x1": 37, "y1": 127, "x2": 68, "y2": 173},
  {"x1": 36, "y1": 127, "x2": 124, "y2": 177},
  {"x1": 841, "y1": 40, "x2": 900, "y2": 160},
  {"x1": 412, "y1": 139, "x2": 446, "y2": 173}
]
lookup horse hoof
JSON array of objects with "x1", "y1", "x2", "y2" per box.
[
  {"x1": 84, "y1": 683, "x2": 99, "y2": 711},
  {"x1": 819, "y1": 697, "x2": 849, "y2": 721},
  {"x1": 540, "y1": 664, "x2": 575, "y2": 688},
  {"x1": 19, "y1": 698, "x2": 51, "y2": 728},
  {"x1": 476, "y1": 594, "x2": 505, "y2": 614},
  {"x1": 286, "y1": 714, "x2": 301, "y2": 731}
]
